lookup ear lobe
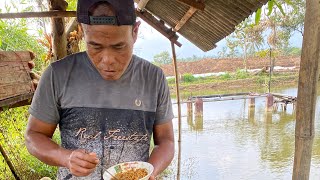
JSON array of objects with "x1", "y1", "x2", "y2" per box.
[{"x1": 133, "y1": 21, "x2": 141, "y2": 43}]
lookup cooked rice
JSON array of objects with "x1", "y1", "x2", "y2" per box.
[{"x1": 111, "y1": 168, "x2": 148, "y2": 180}]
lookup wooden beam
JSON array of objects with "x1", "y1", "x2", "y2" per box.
[
  {"x1": 292, "y1": 0, "x2": 320, "y2": 179},
  {"x1": 174, "y1": 7, "x2": 197, "y2": 32},
  {"x1": 0, "y1": 11, "x2": 76, "y2": 19},
  {"x1": 137, "y1": 0, "x2": 150, "y2": 11},
  {"x1": 136, "y1": 10, "x2": 182, "y2": 47},
  {"x1": 0, "y1": 93, "x2": 34, "y2": 108},
  {"x1": 176, "y1": 0, "x2": 205, "y2": 11}
]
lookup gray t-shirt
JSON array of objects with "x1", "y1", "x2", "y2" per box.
[{"x1": 29, "y1": 52, "x2": 174, "y2": 179}]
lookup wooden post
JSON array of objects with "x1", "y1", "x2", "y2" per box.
[
  {"x1": 266, "y1": 93, "x2": 274, "y2": 111},
  {"x1": 249, "y1": 97, "x2": 255, "y2": 108},
  {"x1": 194, "y1": 98, "x2": 203, "y2": 117},
  {"x1": 0, "y1": 143, "x2": 20, "y2": 180},
  {"x1": 187, "y1": 97, "x2": 193, "y2": 117},
  {"x1": 265, "y1": 111, "x2": 272, "y2": 124},
  {"x1": 293, "y1": 0, "x2": 320, "y2": 179},
  {"x1": 48, "y1": 0, "x2": 68, "y2": 61},
  {"x1": 194, "y1": 114, "x2": 203, "y2": 131},
  {"x1": 248, "y1": 102, "x2": 255, "y2": 123},
  {"x1": 171, "y1": 42, "x2": 182, "y2": 180}
]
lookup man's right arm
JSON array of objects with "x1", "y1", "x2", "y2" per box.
[
  {"x1": 25, "y1": 115, "x2": 99, "y2": 176},
  {"x1": 25, "y1": 115, "x2": 70, "y2": 167}
]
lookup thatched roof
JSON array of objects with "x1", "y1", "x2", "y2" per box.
[
  {"x1": 140, "y1": 0, "x2": 268, "y2": 51},
  {"x1": 0, "y1": 0, "x2": 268, "y2": 52}
]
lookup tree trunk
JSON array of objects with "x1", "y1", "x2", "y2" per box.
[
  {"x1": 48, "y1": 0, "x2": 68, "y2": 61},
  {"x1": 292, "y1": 0, "x2": 320, "y2": 179}
]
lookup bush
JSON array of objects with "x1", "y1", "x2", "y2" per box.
[
  {"x1": 0, "y1": 107, "x2": 59, "y2": 179},
  {"x1": 167, "y1": 77, "x2": 175, "y2": 84},
  {"x1": 182, "y1": 73, "x2": 196, "y2": 83},
  {"x1": 220, "y1": 72, "x2": 231, "y2": 80},
  {"x1": 235, "y1": 69, "x2": 249, "y2": 79}
]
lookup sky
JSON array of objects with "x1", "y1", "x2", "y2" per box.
[
  {"x1": 134, "y1": 20, "x2": 227, "y2": 61},
  {"x1": 134, "y1": 20, "x2": 303, "y2": 61},
  {"x1": 0, "y1": 1, "x2": 304, "y2": 61}
]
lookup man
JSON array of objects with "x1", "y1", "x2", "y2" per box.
[{"x1": 24, "y1": 0, "x2": 174, "y2": 179}]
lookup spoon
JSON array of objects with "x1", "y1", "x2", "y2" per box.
[{"x1": 104, "y1": 169, "x2": 119, "y2": 180}]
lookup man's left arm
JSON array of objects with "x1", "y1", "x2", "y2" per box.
[{"x1": 148, "y1": 120, "x2": 174, "y2": 179}]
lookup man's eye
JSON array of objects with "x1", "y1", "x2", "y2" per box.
[
  {"x1": 92, "y1": 46, "x2": 102, "y2": 50},
  {"x1": 113, "y1": 45, "x2": 125, "y2": 49}
]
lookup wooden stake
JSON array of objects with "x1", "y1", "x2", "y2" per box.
[
  {"x1": 0, "y1": 143, "x2": 20, "y2": 180},
  {"x1": 293, "y1": 0, "x2": 320, "y2": 179},
  {"x1": 171, "y1": 42, "x2": 182, "y2": 180}
]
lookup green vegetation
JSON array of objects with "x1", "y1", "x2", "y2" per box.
[
  {"x1": 0, "y1": 107, "x2": 60, "y2": 179},
  {"x1": 167, "y1": 71, "x2": 298, "y2": 88},
  {"x1": 153, "y1": 51, "x2": 172, "y2": 65},
  {"x1": 0, "y1": 1, "x2": 60, "y2": 178},
  {"x1": 182, "y1": 73, "x2": 196, "y2": 83},
  {"x1": 0, "y1": 0, "x2": 305, "y2": 179}
]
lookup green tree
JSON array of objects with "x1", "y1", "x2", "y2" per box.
[
  {"x1": 226, "y1": 18, "x2": 264, "y2": 71},
  {"x1": 153, "y1": 51, "x2": 172, "y2": 65},
  {"x1": 0, "y1": 1, "x2": 47, "y2": 71},
  {"x1": 224, "y1": 0, "x2": 305, "y2": 66}
]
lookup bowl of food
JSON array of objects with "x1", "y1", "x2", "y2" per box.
[{"x1": 103, "y1": 161, "x2": 154, "y2": 180}]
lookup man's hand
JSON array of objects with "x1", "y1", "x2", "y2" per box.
[
  {"x1": 25, "y1": 116, "x2": 100, "y2": 177},
  {"x1": 67, "y1": 150, "x2": 99, "y2": 177},
  {"x1": 149, "y1": 174, "x2": 156, "y2": 180}
]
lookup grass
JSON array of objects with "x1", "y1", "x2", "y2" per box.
[
  {"x1": 0, "y1": 106, "x2": 60, "y2": 180},
  {"x1": 168, "y1": 71, "x2": 298, "y2": 87},
  {"x1": 168, "y1": 71, "x2": 299, "y2": 99}
]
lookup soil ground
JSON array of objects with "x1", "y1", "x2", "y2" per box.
[
  {"x1": 159, "y1": 56, "x2": 301, "y2": 95},
  {"x1": 160, "y1": 56, "x2": 300, "y2": 76}
]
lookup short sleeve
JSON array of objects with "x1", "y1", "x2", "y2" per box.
[
  {"x1": 28, "y1": 65, "x2": 60, "y2": 124},
  {"x1": 155, "y1": 72, "x2": 174, "y2": 125}
]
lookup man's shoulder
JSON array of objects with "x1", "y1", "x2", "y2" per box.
[
  {"x1": 51, "y1": 51, "x2": 86, "y2": 70},
  {"x1": 132, "y1": 55, "x2": 164, "y2": 76}
]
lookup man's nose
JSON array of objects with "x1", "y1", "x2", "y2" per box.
[{"x1": 100, "y1": 51, "x2": 116, "y2": 65}]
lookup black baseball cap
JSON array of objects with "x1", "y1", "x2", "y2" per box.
[{"x1": 77, "y1": 0, "x2": 136, "y2": 25}]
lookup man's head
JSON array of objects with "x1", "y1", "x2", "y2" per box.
[{"x1": 77, "y1": 0, "x2": 140, "y2": 81}]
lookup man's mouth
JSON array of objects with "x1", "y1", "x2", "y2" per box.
[{"x1": 102, "y1": 70, "x2": 117, "y2": 77}]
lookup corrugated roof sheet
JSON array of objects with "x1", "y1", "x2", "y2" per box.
[{"x1": 143, "y1": 0, "x2": 268, "y2": 51}]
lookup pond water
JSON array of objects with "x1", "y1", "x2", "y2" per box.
[{"x1": 168, "y1": 85, "x2": 320, "y2": 180}]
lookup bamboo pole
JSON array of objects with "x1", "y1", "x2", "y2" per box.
[
  {"x1": 171, "y1": 42, "x2": 182, "y2": 180},
  {"x1": 0, "y1": 143, "x2": 20, "y2": 180},
  {"x1": 292, "y1": 0, "x2": 320, "y2": 179}
]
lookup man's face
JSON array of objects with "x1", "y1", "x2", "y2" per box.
[{"x1": 82, "y1": 22, "x2": 140, "y2": 80}]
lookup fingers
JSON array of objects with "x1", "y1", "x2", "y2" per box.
[
  {"x1": 67, "y1": 150, "x2": 100, "y2": 177},
  {"x1": 69, "y1": 163, "x2": 96, "y2": 177},
  {"x1": 149, "y1": 175, "x2": 156, "y2": 180}
]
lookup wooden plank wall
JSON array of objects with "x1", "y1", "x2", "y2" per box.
[{"x1": 0, "y1": 51, "x2": 35, "y2": 102}]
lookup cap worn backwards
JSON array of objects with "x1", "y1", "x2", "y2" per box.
[{"x1": 77, "y1": 0, "x2": 136, "y2": 25}]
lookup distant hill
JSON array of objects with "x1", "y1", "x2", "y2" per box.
[{"x1": 160, "y1": 56, "x2": 300, "y2": 76}]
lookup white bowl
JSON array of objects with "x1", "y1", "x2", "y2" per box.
[{"x1": 103, "y1": 161, "x2": 154, "y2": 180}]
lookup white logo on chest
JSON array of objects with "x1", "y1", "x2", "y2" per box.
[{"x1": 135, "y1": 99, "x2": 142, "y2": 107}]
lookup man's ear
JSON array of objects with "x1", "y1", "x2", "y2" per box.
[{"x1": 132, "y1": 21, "x2": 141, "y2": 43}]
